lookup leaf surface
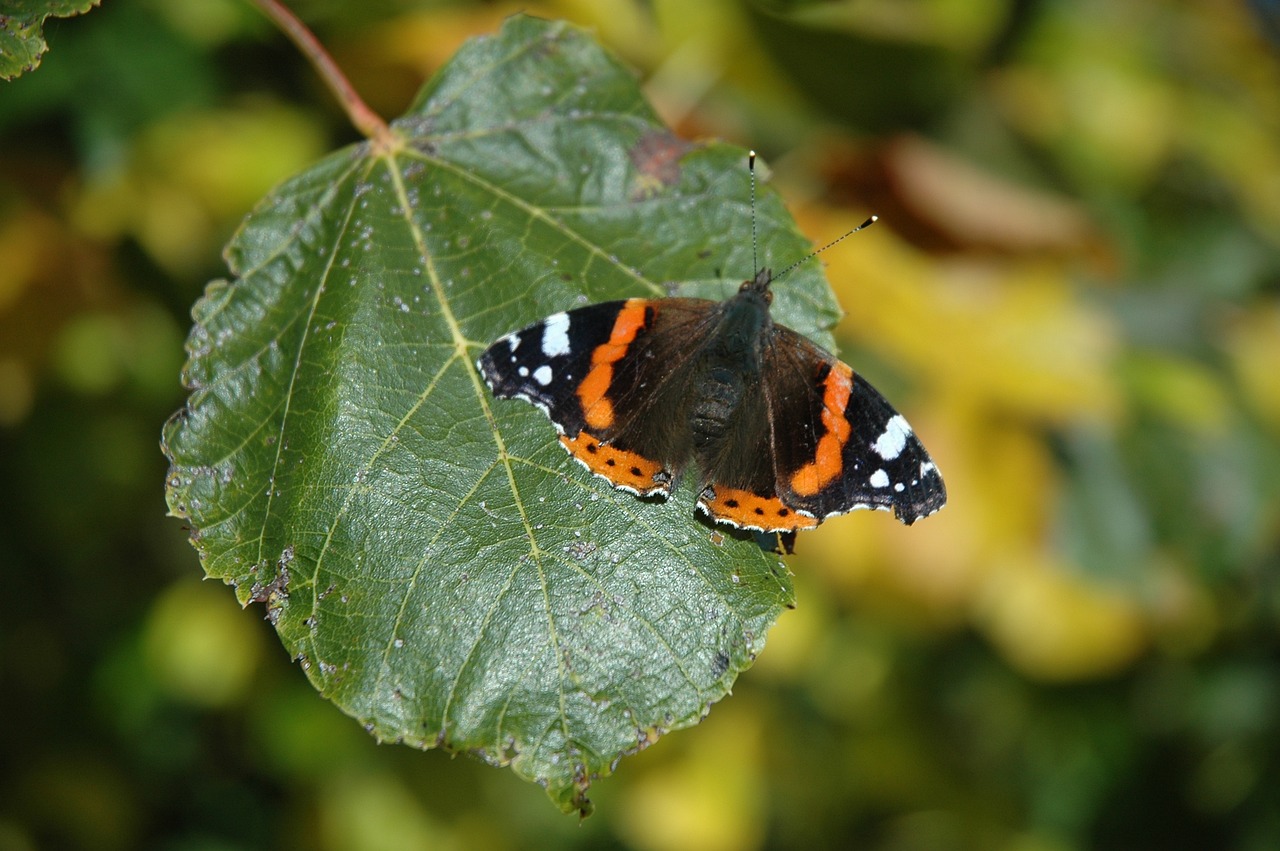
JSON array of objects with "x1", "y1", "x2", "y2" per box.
[
  {"x1": 164, "y1": 15, "x2": 842, "y2": 813},
  {"x1": 0, "y1": 0, "x2": 97, "y2": 80}
]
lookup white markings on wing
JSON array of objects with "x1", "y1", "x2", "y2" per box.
[
  {"x1": 541, "y1": 312, "x2": 571, "y2": 358},
  {"x1": 872, "y1": 414, "x2": 912, "y2": 460}
]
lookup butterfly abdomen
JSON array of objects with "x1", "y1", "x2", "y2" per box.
[{"x1": 690, "y1": 365, "x2": 743, "y2": 450}]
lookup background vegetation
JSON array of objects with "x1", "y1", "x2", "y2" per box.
[{"x1": 2, "y1": 0, "x2": 1278, "y2": 848}]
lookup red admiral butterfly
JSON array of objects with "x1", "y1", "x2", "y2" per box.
[{"x1": 478, "y1": 153, "x2": 945, "y2": 540}]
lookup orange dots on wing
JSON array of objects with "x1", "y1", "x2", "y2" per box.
[
  {"x1": 577, "y1": 299, "x2": 650, "y2": 430},
  {"x1": 790, "y1": 361, "x2": 854, "y2": 497},
  {"x1": 559, "y1": 431, "x2": 672, "y2": 497},
  {"x1": 698, "y1": 484, "x2": 818, "y2": 533}
]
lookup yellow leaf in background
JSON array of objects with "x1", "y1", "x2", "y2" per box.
[
  {"x1": 369, "y1": 0, "x2": 663, "y2": 80},
  {"x1": 1227, "y1": 299, "x2": 1280, "y2": 431},
  {"x1": 799, "y1": 403, "x2": 1057, "y2": 625},
  {"x1": 988, "y1": 4, "x2": 1178, "y2": 193},
  {"x1": 317, "y1": 771, "x2": 450, "y2": 851},
  {"x1": 51, "y1": 312, "x2": 129, "y2": 396},
  {"x1": 143, "y1": 580, "x2": 263, "y2": 708},
  {"x1": 561, "y1": 0, "x2": 666, "y2": 65},
  {"x1": 1182, "y1": 91, "x2": 1280, "y2": 242},
  {"x1": 617, "y1": 701, "x2": 765, "y2": 851},
  {"x1": 749, "y1": 575, "x2": 832, "y2": 683},
  {"x1": 147, "y1": 104, "x2": 327, "y2": 219},
  {"x1": 71, "y1": 102, "x2": 326, "y2": 276},
  {"x1": 992, "y1": 2, "x2": 1280, "y2": 237},
  {"x1": 1122, "y1": 351, "x2": 1231, "y2": 435},
  {"x1": 995, "y1": 60, "x2": 1175, "y2": 190},
  {"x1": 645, "y1": 0, "x2": 798, "y2": 135},
  {"x1": 50, "y1": 303, "x2": 183, "y2": 399},
  {"x1": 808, "y1": 210, "x2": 1122, "y2": 425},
  {"x1": 748, "y1": 575, "x2": 896, "y2": 717},
  {"x1": 776, "y1": 0, "x2": 1005, "y2": 50},
  {"x1": 976, "y1": 553, "x2": 1147, "y2": 681},
  {"x1": 0, "y1": 206, "x2": 57, "y2": 313},
  {"x1": 1053, "y1": 63, "x2": 1176, "y2": 191},
  {"x1": 366, "y1": 3, "x2": 540, "y2": 78},
  {"x1": 153, "y1": 0, "x2": 252, "y2": 46},
  {"x1": 0, "y1": 207, "x2": 57, "y2": 425}
]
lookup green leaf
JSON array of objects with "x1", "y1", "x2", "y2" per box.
[
  {"x1": 0, "y1": 0, "x2": 97, "y2": 81},
  {"x1": 163, "y1": 14, "x2": 841, "y2": 814}
]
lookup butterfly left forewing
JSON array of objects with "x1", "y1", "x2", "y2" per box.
[
  {"x1": 479, "y1": 301, "x2": 623, "y2": 435},
  {"x1": 478, "y1": 297, "x2": 715, "y2": 498}
]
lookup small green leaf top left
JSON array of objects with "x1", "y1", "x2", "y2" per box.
[{"x1": 0, "y1": 0, "x2": 98, "y2": 80}]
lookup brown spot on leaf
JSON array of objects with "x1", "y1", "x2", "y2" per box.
[{"x1": 629, "y1": 130, "x2": 692, "y2": 197}]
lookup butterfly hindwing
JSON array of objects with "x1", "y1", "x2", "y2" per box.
[
  {"x1": 763, "y1": 326, "x2": 945, "y2": 525},
  {"x1": 693, "y1": 324, "x2": 945, "y2": 532}
]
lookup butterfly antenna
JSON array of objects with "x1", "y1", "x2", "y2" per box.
[
  {"x1": 772, "y1": 215, "x2": 879, "y2": 283},
  {"x1": 749, "y1": 150, "x2": 760, "y2": 274}
]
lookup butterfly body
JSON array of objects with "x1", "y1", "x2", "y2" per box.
[{"x1": 478, "y1": 266, "x2": 946, "y2": 536}]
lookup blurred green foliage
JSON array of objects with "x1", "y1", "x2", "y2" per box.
[{"x1": 1, "y1": 0, "x2": 1278, "y2": 849}]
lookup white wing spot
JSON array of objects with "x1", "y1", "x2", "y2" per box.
[
  {"x1": 507, "y1": 333, "x2": 521, "y2": 351},
  {"x1": 873, "y1": 415, "x2": 912, "y2": 460},
  {"x1": 542, "y1": 312, "x2": 571, "y2": 358},
  {"x1": 517, "y1": 366, "x2": 529, "y2": 377},
  {"x1": 869, "y1": 468, "x2": 890, "y2": 489},
  {"x1": 920, "y1": 461, "x2": 937, "y2": 476},
  {"x1": 893, "y1": 482, "x2": 905, "y2": 493},
  {"x1": 533, "y1": 365, "x2": 553, "y2": 386}
]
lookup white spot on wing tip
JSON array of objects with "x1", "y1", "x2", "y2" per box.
[
  {"x1": 533, "y1": 365, "x2": 553, "y2": 385},
  {"x1": 873, "y1": 414, "x2": 912, "y2": 460},
  {"x1": 541, "y1": 312, "x2": 571, "y2": 358},
  {"x1": 869, "y1": 468, "x2": 890, "y2": 489}
]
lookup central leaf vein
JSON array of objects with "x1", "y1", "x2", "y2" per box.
[{"x1": 386, "y1": 148, "x2": 576, "y2": 750}]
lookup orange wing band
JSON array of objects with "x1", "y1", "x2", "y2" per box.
[
  {"x1": 698, "y1": 484, "x2": 819, "y2": 532},
  {"x1": 560, "y1": 431, "x2": 671, "y2": 496},
  {"x1": 789, "y1": 361, "x2": 854, "y2": 497},
  {"x1": 576, "y1": 299, "x2": 649, "y2": 430}
]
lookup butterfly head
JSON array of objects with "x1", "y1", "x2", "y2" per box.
[{"x1": 739, "y1": 267, "x2": 774, "y2": 306}]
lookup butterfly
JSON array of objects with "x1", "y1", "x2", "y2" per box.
[{"x1": 478, "y1": 153, "x2": 945, "y2": 546}]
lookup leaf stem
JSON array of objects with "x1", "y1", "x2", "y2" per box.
[{"x1": 248, "y1": 0, "x2": 392, "y2": 144}]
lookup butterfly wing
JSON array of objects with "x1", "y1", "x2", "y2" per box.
[
  {"x1": 690, "y1": 362, "x2": 805, "y2": 532},
  {"x1": 478, "y1": 298, "x2": 717, "y2": 497},
  {"x1": 481, "y1": 299, "x2": 946, "y2": 529},
  {"x1": 764, "y1": 325, "x2": 946, "y2": 526}
]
